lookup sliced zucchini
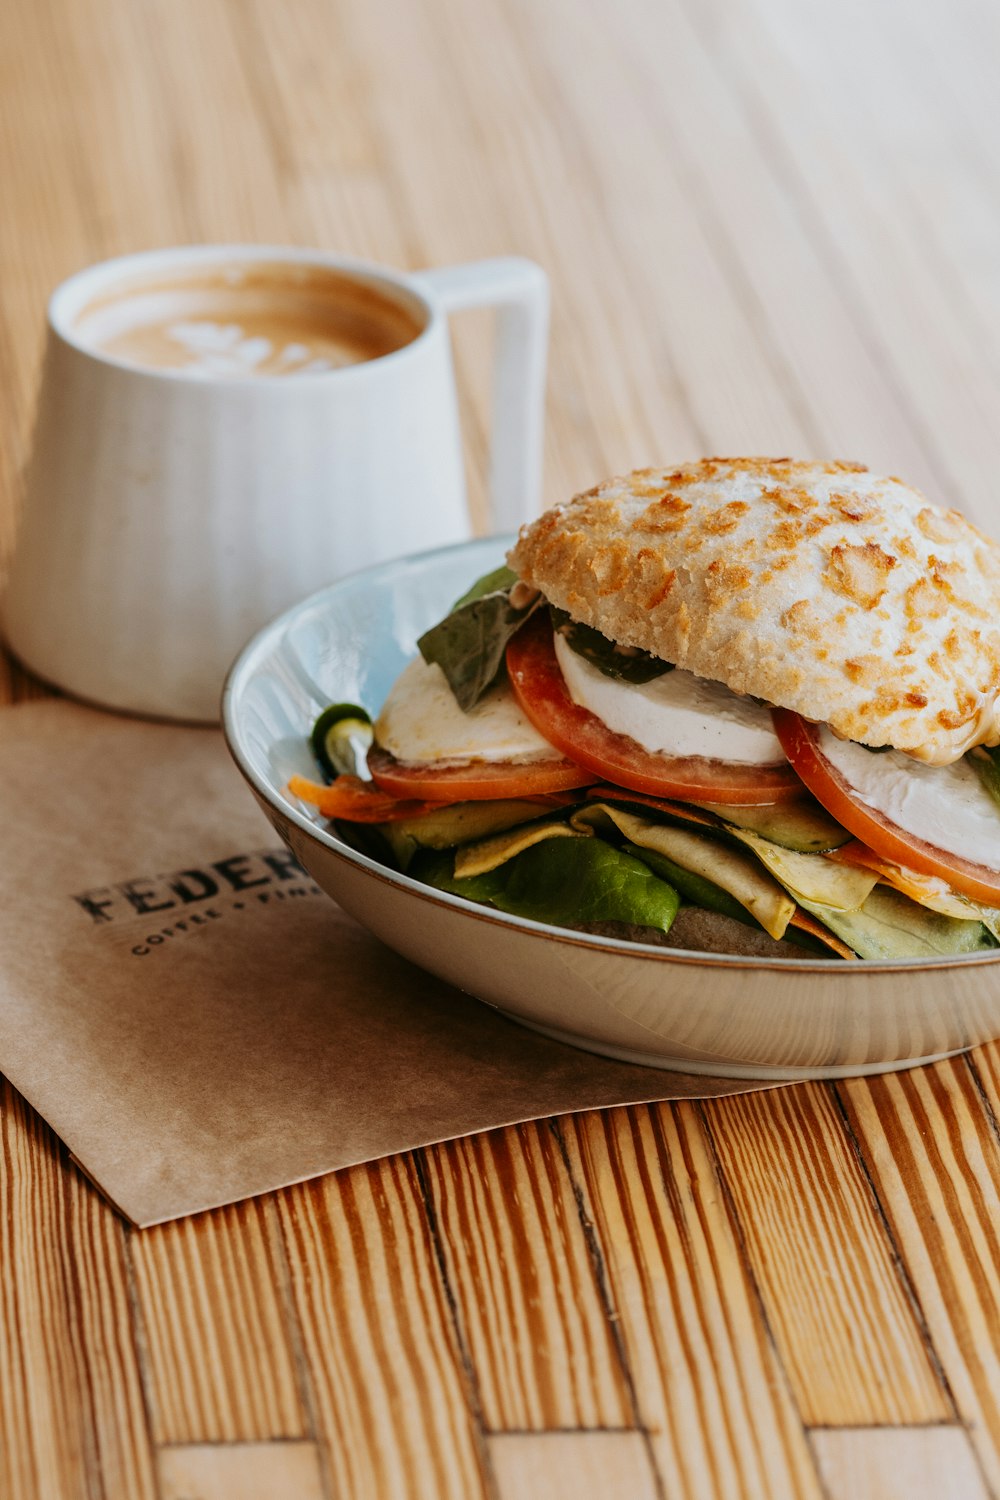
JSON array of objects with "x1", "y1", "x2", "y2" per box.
[
  {"x1": 692, "y1": 797, "x2": 850, "y2": 853},
  {"x1": 797, "y1": 885, "x2": 997, "y2": 960},
  {"x1": 382, "y1": 798, "x2": 565, "y2": 871},
  {"x1": 726, "y1": 829, "x2": 879, "y2": 911},
  {"x1": 396, "y1": 799, "x2": 563, "y2": 849},
  {"x1": 454, "y1": 818, "x2": 590, "y2": 878},
  {"x1": 310, "y1": 703, "x2": 374, "y2": 780}
]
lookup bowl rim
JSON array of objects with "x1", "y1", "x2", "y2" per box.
[{"x1": 221, "y1": 536, "x2": 1000, "y2": 978}]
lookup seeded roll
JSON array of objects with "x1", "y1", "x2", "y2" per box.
[{"x1": 508, "y1": 457, "x2": 1000, "y2": 765}]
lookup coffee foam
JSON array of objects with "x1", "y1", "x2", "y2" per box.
[{"x1": 73, "y1": 261, "x2": 425, "y2": 377}]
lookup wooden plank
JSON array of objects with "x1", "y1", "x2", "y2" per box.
[
  {"x1": 489, "y1": 1432, "x2": 659, "y2": 1500},
  {"x1": 339, "y1": 0, "x2": 710, "y2": 501},
  {"x1": 410, "y1": 0, "x2": 807, "y2": 470},
  {"x1": 158, "y1": 1441, "x2": 327, "y2": 1500},
  {"x1": 118, "y1": 0, "x2": 286, "y2": 246},
  {"x1": 840, "y1": 1053, "x2": 1000, "y2": 1491},
  {"x1": 699, "y1": 0, "x2": 1000, "y2": 523},
  {"x1": 541, "y1": 0, "x2": 946, "y2": 496},
  {"x1": 275, "y1": 1154, "x2": 490, "y2": 1500},
  {"x1": 0, "y1": 0, "x2": 99, "y2": 545},
  {"x1": 810, "y1": 1426, "x2": 990, "y2": 1500},
  {"x1": 704, "y1": 1084, "x2": 948, "y2": 1425},
  {"x1": 559, "y1": 1104, "x2": 823, "y2": 1500},
  {"x1": 0, "y1": 1080, "x2": 156, "y2": 1500},
  {"x1": 232, "y1": 0, "x2": 492, "y2": 527},
  {"x1": 748, "y1": 0, "x2": 1000, "y2": 369},
  {"x1": 420, "y1": 1122, "x2": 634, "y2": 1430},
  {"x1": 130, "y1": 1199, "x2": 307, "y2": 1443}
]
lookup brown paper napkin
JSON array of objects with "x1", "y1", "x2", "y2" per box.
[{"x1": 0, "y1": 699, "x2": 776, "y2": 1225}]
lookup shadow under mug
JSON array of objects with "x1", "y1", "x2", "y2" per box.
[{"x1": 1, "y1": 245, "x2": 549, "y2": 721}]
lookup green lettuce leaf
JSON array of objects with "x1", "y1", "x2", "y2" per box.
[
  {"x1": 572, "y1": 802, "x2": 796, "y2": 938},
  {"x1": 622, "y1": 843, "x2": 762, "y2": 929},
  {"x1": 413, "y1": 837, "x2": 681, "y2": 935},
  {"x1": 417, "y1": 567, "x2": 538, "y2": 711}
]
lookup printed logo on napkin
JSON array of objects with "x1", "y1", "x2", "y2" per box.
[{"x1": 71, "y1": 846, "x2": 321, "y2": 956}]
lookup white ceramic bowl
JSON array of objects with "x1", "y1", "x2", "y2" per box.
[{"x1": 222, "y1": 537, "x2": 1000, "y2": 1080}]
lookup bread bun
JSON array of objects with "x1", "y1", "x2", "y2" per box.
[{"x1": 508, "y1": 458, "x2": 1000, "y2": 764}]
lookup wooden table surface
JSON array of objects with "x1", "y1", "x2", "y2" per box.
[{"x1": 3, "y1": 0, "x2": 1000, "y2": 1495}]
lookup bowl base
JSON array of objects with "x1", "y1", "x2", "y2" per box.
[{"x1": 500, "y1": 1011, "x2": 969, "y2": 1082}]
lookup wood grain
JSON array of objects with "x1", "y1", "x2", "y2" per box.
[
  {"x1": 703, "y1": 0, "x2": 1000, "y2": 524},
  {"x1": 275, "y1": 1156, "x2": 489, "y2": 1500},
  {"x1": 559, "y1": 1105, "x2": 823, "y2": 1500},
  {"x1": 703, "y1": 1084, "x2": 949, "y2": 1425},
  {"x1": 130, "y1": 1200, "x2": 306, "y2": 1443},
  {"x1": 2, "y1": 0, "x2": 1000, "y2": 1494},
  {"x1": 839, "y1": 1055, "x2": 1000, "y2": 1490},
  {"x1": 420, "y1": 1123, "x2": 634, "y2": 1431},
  {"x1": 0, "y1": 1080, "x2": 156, "y2": 1500}
]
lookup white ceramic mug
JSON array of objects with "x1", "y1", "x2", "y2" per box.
[{"x1": 1, "y1": 245, "x2": 549, "y2": 721}]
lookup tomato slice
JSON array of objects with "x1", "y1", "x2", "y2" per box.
[
  {"x1": 505, "y1": 612, "x2": 803, "y2": 805},
  {"x1": 367, "y1": 745, "x2": 596, "y2": 802},
  {"x1": 772, "y1": 709, "x2": 1000, "y2": 905}
]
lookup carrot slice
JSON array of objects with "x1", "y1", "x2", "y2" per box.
[
  {"x1": 287, "y1": 774, "x2": 447, "y2": 823},
  {"x1": 826, "y1": 839, "x2": 954, "y2": 905}
]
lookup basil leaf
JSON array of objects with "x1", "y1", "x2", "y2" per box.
[
  {"x1": 413, "y1": 837, "x2": 681, "y2": 935},
  {"x1": 970, "y1": 746, "x2": 1000, "y2": 811},
  {"x1": 418, "y1": 568, "x2": 538, "y2": 711},
  {"x1": 452, "y1": 564, "x2": 519, "y2": 610},
  {"x1": 550, "y1": 607, "x2": 673, "y2": 684}
]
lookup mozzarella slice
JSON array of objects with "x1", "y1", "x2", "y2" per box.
[
  {"x1": 552, "y1": 632, "x2": 785, "y2": 765},
  {"x1": 818, "y1": 728, "x2": 1000, "y2": 871},
  {"x1": 375, "y1": 657, "x2": 557, "y2": 765}
]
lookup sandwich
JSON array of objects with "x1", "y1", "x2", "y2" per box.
[{"x1": 290, "y1": 458, "x2": 1000, "y2": 961}]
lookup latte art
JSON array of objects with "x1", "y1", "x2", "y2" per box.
[
  {"x1": 73, "y1": 261, "x2": 424, "y2": 378},
  {"x1": 137, "y1": 316, "x2": 345, "y2": 377}
]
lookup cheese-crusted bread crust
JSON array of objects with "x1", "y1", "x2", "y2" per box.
[{"x1": 508, "y1": 458, "x2": 1000, "y2": 764}]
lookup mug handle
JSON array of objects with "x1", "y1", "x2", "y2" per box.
[{"x1": 413, "y1": 258, "x2": 549, "y2": 531}]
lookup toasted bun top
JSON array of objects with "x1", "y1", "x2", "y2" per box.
[{"x1": 508, "y1": 458, "x2": 1000, "y2": 764}]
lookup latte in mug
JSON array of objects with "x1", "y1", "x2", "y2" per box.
[
  {"x1": 72, "y1": 260, "x2": 424, "y2": 378},
  {"x1": 5, "y1": 245, "x2": 547, "y2": 720}
]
